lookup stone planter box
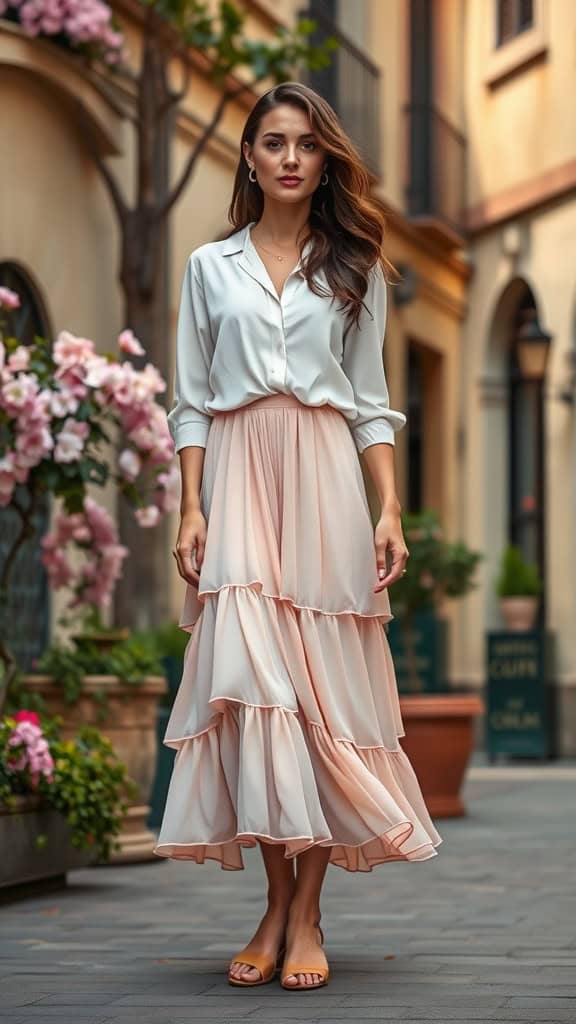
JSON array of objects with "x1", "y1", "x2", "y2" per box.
[
  {"x1": 21, "y1": 674, "x2": 166, "y2": 863},
  {"x1": 0, "y1": 795, "x2": 97, "y2": 903}
]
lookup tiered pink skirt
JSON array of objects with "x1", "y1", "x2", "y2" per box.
[{"x1": 153, "y1": 394, "x2": 442, "y2": 871}]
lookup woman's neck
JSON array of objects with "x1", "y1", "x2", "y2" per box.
[{"x1": 254, "y1": 204, "x2": 311, "y2": 247}]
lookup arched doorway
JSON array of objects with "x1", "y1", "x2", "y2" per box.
[
  {"x1": 507, "y1": 288, "x2": 546, "y2": 603},
  {"x1": 0, "y1": 262, "x2": 52, "y2": 670},
  {"x1": 484, "y1": 277, "x2": 547, "y2": 624}
]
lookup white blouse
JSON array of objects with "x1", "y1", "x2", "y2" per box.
[{"x1": 167, "y1": 220, "x2": 406, "y2": 453}]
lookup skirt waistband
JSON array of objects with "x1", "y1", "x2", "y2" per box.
[{"x1": 216, "y1": 393, "x2": 316, "y2": 414}]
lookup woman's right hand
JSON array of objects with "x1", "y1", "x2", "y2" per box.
[{"x1": 173, "y1": 508, "x2": 207, "y2": 587}]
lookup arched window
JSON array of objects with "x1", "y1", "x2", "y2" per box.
[{"x1": 0, "y1": 263, "x2": 51, "y2": 671}]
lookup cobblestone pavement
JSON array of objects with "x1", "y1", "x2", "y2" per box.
[{"x1": 1, "y1": 760, "x2": 575, "y2": 1024}]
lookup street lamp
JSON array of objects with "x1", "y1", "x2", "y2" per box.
[{"x1": 515, "y1": 306, "x2": 553, "y2": 382}]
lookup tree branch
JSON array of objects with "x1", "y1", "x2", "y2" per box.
[
  {"x1": 157, "y1": 80, "x2": 251, "y2": 220},
  {"x1": 84, "y1": 133, "x2": 129, "y2": 222},
  {"x1": 158, "y1": 54, "x2": 193, "y2": 118}
]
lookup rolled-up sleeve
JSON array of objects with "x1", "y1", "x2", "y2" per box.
[
  {"x1": 167, "y1": 254, "x2": 215, "y2": 451},
  {"x1": 341, "y1": 261, "x2": 407, "y2": 453}
]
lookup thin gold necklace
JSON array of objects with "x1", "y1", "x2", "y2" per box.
[{"x1": 252, "y1": 234, "x2": 299, "y2": 262}]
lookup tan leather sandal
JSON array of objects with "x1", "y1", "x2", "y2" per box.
[
  {"x1": 228, "y1": 943, "x2": 286, "y2": 987},
  {"x1": 280, "y1": 924, "x2": 329, "y2": 991}
]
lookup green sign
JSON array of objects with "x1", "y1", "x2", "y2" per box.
[
  {"x1": 386, "y1": 612, "x2": 448, "y2": 694},
  {"x1": 486, "y1": 631, "x2": 555, "y2": 759}
]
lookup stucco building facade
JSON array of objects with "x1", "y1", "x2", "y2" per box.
[
  {"x1": 459, "y1": 0, "x2": 576, "y2": 753},
  {"x1": 2, "y1": 0, "x2": 574, "y2": 751}
]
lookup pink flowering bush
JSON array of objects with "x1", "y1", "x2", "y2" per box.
[
  {"x1": 0, "y1": 708, "x2": 132, "y2": 859},
  {"x1": 0, "y1": 0, "x2": 126, "y2": 65},
  {"x1": 3, "y1": 709, "x2": 55, "y2": 787},
  {"x1": 0, "y1": 293, "x2": 178, "y2": 522},
  {"x1": 41, "y1": 498, "x2": 130, "y2": 615},
  {"x1": 0, "y1": 288, "x2": 179, "y2": 702}
]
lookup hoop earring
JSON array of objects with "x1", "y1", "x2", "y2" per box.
[
  {"x1": 321, "y1": 171, "x2": 329, "y2": 186},
  {"x1": 248, "y1": 167, "x2": 257, "y2": 183}
]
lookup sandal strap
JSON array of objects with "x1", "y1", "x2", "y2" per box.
[
  {"x1": 282, "y1": 961, "x2": 329, "y2": 979},
  {"x1": 229, "y1": 951, "x2": 274, "y2": 974}
]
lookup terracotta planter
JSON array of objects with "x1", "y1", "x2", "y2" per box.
[
  {"x1": 399, "y1": 693, "x2": 484, "y2": 817},
  {"x1": 499, "y1": 597, "x2": 539, "y2": 632},
  {"x1": 0, "y1": 795, "x2": 97, "y2": 902},
  {"x1": 21, "y1": 674, "x2": 166, "y2": 863}
]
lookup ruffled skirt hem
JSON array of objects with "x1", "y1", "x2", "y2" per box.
[{"x1": 153, "y1": 703, "x2": 442, "y2": 873}]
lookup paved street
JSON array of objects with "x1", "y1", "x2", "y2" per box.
[{"x1": 1, "y1": 759, "x2": 575, "y2": 1024}]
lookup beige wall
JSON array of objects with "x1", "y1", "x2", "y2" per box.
[
  {"x1": 465, "y1": 0, "x2": 576, "y2": 208},
  {"x1": 434, "y1": 0, "x2": 465, "y2": 131}
]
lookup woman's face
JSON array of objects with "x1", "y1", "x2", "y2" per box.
[{"x1": 243, "y1": 103, "x2": 327, "y2": 204}]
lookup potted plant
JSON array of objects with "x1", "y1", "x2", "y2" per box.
[
  {"x1": 17, "y1": 627, "x2": 167, "y2": 864},
  {"x1": 496, "y1": 544, "x2": 542, "y2": 631},
  {"x1": 387, "y1": 510, "x2": 485, "y2": 817},
  {"x1": 0, "y1": 708, "x2": 132, "y2": 900}
]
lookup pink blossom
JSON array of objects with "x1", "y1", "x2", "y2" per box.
[
  {"x1": 0, "y1": 286, "x2": 20, "y2": 310},
  {"x1": 50, "y1": 387, "x2": 79, "y2": 417},
  {"x1": 138, "y1": 363, "x2": 166, "y2": 398},
  {"x1": 7, "y1": 347, "x2": 30, "y2": 372},
  {"x1": 6, "y1": 0, "x2": 125, "y2": 63},
  {"x1": 128, "y1": 405, "x2": 174, "y2": 463},
  {"x1": 83, "y1": 497, "x2": 118, "y2": 545},
  {"x1": 15, "y1": 424, "x2": 54, "y2": 467},
  {"x1": 0, "y1": 452, "x2": 17, "y2": 507},
  {"x1": 42, "y1": 498, "x2": 129, "y2": 611},
  {"x1": 118, "y1": 329, "x2": 145, "y2": 357},
  {"x1": 118, "y1": 448, "x2": 141, "y2": 481},
  {"x1": 40, "y1": 543, "x2": 74, "y2": 588},
  {"x1": 84, "y1": 354, "x2": 113, "y2": 389},
  {"x1": 43, "y1": 510, "x2": 85, "y2": 547},
  {"x1": 1, "y1": 373, "x2": 39, "y2": 414},
  {"x1": 7, "y1": 719, "x2": 54, "y2": 787},
  {"x1": 135, "y1": 505, "x2": 160, "y2": 528},
  {"x1": 54, "y1": 417, "x2": 89, "y2": 462},
  {"x1": 53, "y1": 330, "x2": 95, "y2": 368},
  {"x1": 127, "y1": 424, "x2": 155, "y2": 451},
  {"x1": 14, "y1": 710, "x2": 41, "y2": 725},
  {"x1": 53, "y1": 363, "x2": 89, "y2": 399},
  {"x1": 101, "y1": 363, "x2": 133, "y2": 406},
  {"x1": 156, "y1": 466, "x2": 180, "y2": 513},
  {"x1": 148, "y1": 439, "x2": 175, "y2": 465}
]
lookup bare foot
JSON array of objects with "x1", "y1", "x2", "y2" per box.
[
  {"x1": 282, "y1": 915, "x2": 328, "y2": 988},
  {"x1": 228, "y1": 907, "x2": 288, "y2": 984}
]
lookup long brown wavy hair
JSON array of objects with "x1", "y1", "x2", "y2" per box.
[{"x1": 227, "y1": 81, "x2": 395, "y2": 334}]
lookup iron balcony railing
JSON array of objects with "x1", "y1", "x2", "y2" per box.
[
  {"x1": 299, "y1": 7, "x2": 381, "y2": 178},
  {"x1": 405, "y1": 102, "x2": 467, "y2": 239}
]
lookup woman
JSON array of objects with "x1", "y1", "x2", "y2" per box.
[{"x1": 154, "y1": 81, "x2": 442, "y2": 992}]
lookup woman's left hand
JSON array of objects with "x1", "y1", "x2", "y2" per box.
[{"x1": 373, "y1": 509, "x2": 409, "y2": 592}]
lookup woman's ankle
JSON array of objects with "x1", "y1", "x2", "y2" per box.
[
  {"x1": 266, "y1": 889, "x2": 295, "y2": 918},
  {"x1": 287, "y1": 897, "x2": 322, "y2": 929}
]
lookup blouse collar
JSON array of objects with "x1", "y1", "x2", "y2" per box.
[
  {"x1": 220, "y1": 221, "x2": 313, "y2": 303},
  {"x1": 222, "y1": 221, "x2": 313, "y2": 263}
]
